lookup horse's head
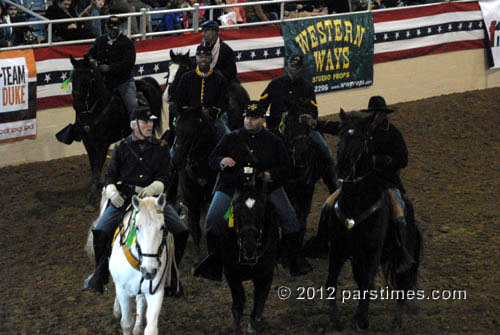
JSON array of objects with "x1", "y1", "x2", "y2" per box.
[
  {"x1": 131, "y1": 194, "x2": 166, "y2": 280},
  {"x1": 226, "y1": 81, "x2": 250, "y2": 130},
  {"x1": 70, "y1": 55, "x2": 96, "y2": 113},
  {"x1": 336, "y1": 109, "x2": 375, "y2": 183},
  {"x1": 233, "y1": 184, "x2": 267, "y2": 265},
  {"x1": 165, "y1": 50, "x2": 193, "y2": 102},
  {"x1": 172, "y1": 106, "x2": 217, "y2": 169}
]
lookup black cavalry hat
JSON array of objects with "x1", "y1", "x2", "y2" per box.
[
  {"x1": 131, "y1": 100, "x2": 157, "y2": 121},
  {"x1": 243, "y1": 101, "x2": 265, "y2": 118},
  {"x1": 196, "y1": 43, "x2": 212, "y2": 56},
  {"x1": 105, "y1": 16, "x2": 122, "y2": 29},
  {"x1": 200, "y1": 20, "x2": 219, "y2": 32},
  {"x1": 360, "y1": 96, "x2": 395, "y2": 114}
]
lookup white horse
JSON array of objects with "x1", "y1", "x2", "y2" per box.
[{"x1": 95, "y1": 194, "x2": 176, "y2": 335}]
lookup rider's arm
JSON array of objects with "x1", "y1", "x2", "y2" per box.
[
  {"x1": 305, "y1": 82, "x2": 319, "y2": 119},
  {"x1": 208, "y1": 133, "x2": 232, "y2": 171},
  {"x1": 104, "y1": 141, "x2": 123, "y2": 187}
]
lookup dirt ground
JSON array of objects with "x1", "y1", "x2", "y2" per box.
[{"x1": 1, "y1": 88, "x2": 499, "y2": 335}]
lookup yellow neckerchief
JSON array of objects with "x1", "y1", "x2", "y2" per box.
[{"x1": 195, "y1": 65, "x2": 213, "y2": 78}]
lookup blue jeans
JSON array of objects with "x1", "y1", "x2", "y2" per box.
[
  {"x1": 206, "y1": 187, "x2": 299, "y2": 236},
  {"x1": 117, "y1": 78, "x2": 138, "y2": 117},
  {"x1": 309, "y1": 130, "x2": 334, "y2": 165},
  {"x1": 95, "y1": 201, "x2": 188, "y2": 237},
  {"x1": 391, "y1": 188, "x2": 406, "y2": 225}
]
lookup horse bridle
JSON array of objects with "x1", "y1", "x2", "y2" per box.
[
  {"x1": 337, "y1": 131, "x2": 372, "y2": 184},
  {"x1": 236, "y1": 224, "x2": 263, "y2": 266}
]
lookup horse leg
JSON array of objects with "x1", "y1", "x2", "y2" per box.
[
  {"x1": 249, "y1": 273, "x2": 273, "y2": 334},
  {"x1": 133, "y1": 294, "x2": 146, "y2": 335},
  {"x1": 326, "y1": 249, "x2": 346, "y2": 331},
  {"x1": 115, "y1": 286, "x2": 135, "y2": 335},
  {"x1": 351, "y1": 255, "x2": 379, "y2": 330},
  {"x1": 228, "y1": 277, "x2": 246, "y2": 335},
  {"x1": 113, "y1": 297, "x2": 121, "y2": 319},
  {"x1": 90, "y1": 144, "x2": 109, "y2": 202},
  {"x1": 144, "y1": 290, "x2": 165, "y2": 335}
]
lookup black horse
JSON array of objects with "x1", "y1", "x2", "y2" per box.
[
  {"x1": 281, "y1": 111, "x2": 321, "y2": 245},
  {"x1": 221, "y1": 168, "x2": 279, "y2": 335},
  {"x1": 65, "y1": 56, "x2": 163, "y2": 202},
  {"x1": 172, "y1": 107, "x2": 219, "y2": 262},
  {"x1": 325, "y1": 110, "x2": 422, "y2": 331}
]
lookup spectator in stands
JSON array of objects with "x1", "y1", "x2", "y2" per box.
[
  {"x1": 202, "y1": 0, "x2": 224, "y2": 25},
  {"x1": 80, "y1": 0, "x2": 108, "y2": 36},
  {"x1": 0, "y1": 4, "x2": 13, "y2": 47},
  {"x1": 225, "y1": 0, "x2": 245, "y2": 24},
  {"x1": 325, "y1": 0, "x2": 350, "y2": 13},
  {"x1": 200, "y1": 20, "x2": 238, "y2": 83},
  {"x1": 160, "y1": 0, "x2": 183, "y2": 31},
  {"x1": 6, "y1": 5, "x2": 32, "y2": 46},
  {"x1": 46, "y1": 0, "x2": 95, "y2": 41},
  {"x1": 245, "y1": 0, "x2": 277, "y2": 23}
]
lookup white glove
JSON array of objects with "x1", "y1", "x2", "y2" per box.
[
  {"x1": 106, "y1": 184, "x2": 125, "y2": 208},
  {"x1": 138, "y1": 181, "x2": 164, "y2": 198}
]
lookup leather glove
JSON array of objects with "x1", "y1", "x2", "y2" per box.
[
  {"x1": 138, "y1": 181, "x2": 164, "y2": 198},
  {"x1": 372, "y1": 155, "x2": 392, "y2": 171},
  {"x1": 105, "y1": 184, "x2": 125, "y2": 208}
]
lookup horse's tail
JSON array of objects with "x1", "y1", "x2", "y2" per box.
[
  {"x1": 84, "y1": 187, "x2": 108, "y2": 258},
  {"x1": 136, "y1": 77, "x2": 164, "y2": 136}
]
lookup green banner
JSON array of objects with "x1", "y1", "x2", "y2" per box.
[{"x1": 281, "y1": 13, "x2": 374, "y2": 94}]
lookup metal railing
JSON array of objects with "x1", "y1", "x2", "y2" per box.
[{"x1": 0, "y1": 0, "x2": 346, "y2": 50}]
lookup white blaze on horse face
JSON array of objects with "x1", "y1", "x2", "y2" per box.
[
  {"x1": 167, "y1": 63, "x2": 179, "y2": 86},
  {"x1": 348, "y1": 129, "x2": 355, "y2": 135},
  {"x1": 245, "y1": 198, "x2": 256, "y2": 209}
]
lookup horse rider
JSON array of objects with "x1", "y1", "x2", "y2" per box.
[
  {"x1": 302, "y1": 96, "x2": 415, "y2": 273},
  {"x1": 84, "y1": 102, "x2": 189, "y2": 295},
  {"x1": 194, "y1": 101, "x2": 313, "y2": 281},
  {"x1": 173, "y1": 43, "x2": 231, "y2": 141},
  {"x1": 258, "y1": 53, "x2": 337, "y2": 194},
  {"x1": 199, "y1": 20, "x2": 238, "y2": 83},
  {"x1": 85, "y1": 16, "x2": 138, "y2": 120}
]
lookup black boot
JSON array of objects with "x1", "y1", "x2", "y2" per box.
[
  {"x1": 193, "y1": 232, "x2": 223, "y2": 281},
  {"x1": 303, "y1": 204, "x2": 330, "y2": 259},
  {"x1": 395, "y1": 220, "x2": 415, "y2": 274},
  {"x1": 283, "y1": 232, "x2": 312, "y2": 277},
  {"x1": 165, "y1": 230, "x2": 189, "y2": 298},
  {"x1": 83, "y1": 229, "x2": 110, "y2": 294}
]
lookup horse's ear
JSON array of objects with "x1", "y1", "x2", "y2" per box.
[
  {"x1": 339, "y1": 108, "x2": 346, "y2": 121},
  {"x1": 170, "y1": 49, "x2": 175, "y2": 61},
  {"x1": 156, "y1": 193, "x2": 166, "y2": 209},
  {"x1": 132, "y1": 195, "x2": 141, "y2": 211},
  {"x1": 70, "y1": 55, "x2": 77, "y2": 66}
]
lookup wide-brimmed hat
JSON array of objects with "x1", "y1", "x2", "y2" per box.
[
  {"x1": 243, "y1": 101, "x2": 265, "y2": 118},
  {"x1": 200, "y1": 20, "x2": 219, "y2": 32},
  {"x1": 360, "y1": 96, "x2": 394, "y2": 114}
]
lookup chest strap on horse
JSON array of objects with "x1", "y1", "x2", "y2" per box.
[{"x1": 334, "y1": 196, "x2": 384, "y2": 230}]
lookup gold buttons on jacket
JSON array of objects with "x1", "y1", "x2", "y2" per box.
[
  {"x1": 139, "y1": 174, "x2": 144, "y2": 178},
  {"x1": 139, "y1": 157, "x2": 143, "y2": 161}
]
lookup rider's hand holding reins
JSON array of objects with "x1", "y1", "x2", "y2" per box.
[
  {"x1": 138, "y1": 181, "x2": 164, "y2": 198},
  {"x1": 106, "y1": 184, "x2": 125, "y2": 208},
  {"x1": 220, "y1": 157, "x2": 236, "y2": 169},
  {"x1": 263, "y1": 171, "x2": 272, "y2": 182}
]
